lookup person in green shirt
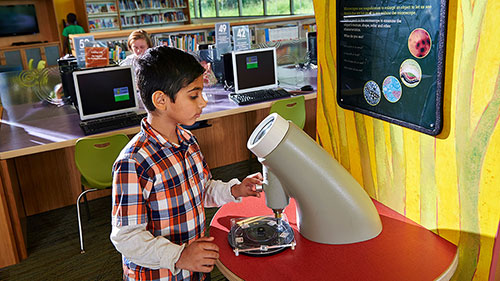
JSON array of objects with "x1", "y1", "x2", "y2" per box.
[{"x1": 62, "y1": 13, "x2": 85, "y2": 55}]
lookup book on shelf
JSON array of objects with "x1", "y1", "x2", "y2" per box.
[
  {"x1": 156, "y1": 33, "x2": 199, "y2": 52},
  {"x1": 302, "y1": 24, "x2": 316, "y2": 32},
  {"x1": 264, "y1": 26, "x2": 299, "y2": 42},
  {"x1": 163, "y1": 0, "x2": 185, "y2": 8},
  {"x1": 89, "y1": 17, "x2": 119, "y2": 30},
  {"x1": 86, "y1": 4, "x2": 95, "y2": 13},
  {"x1": 162, "y1": 11, "x2": 185, "y2": 22},
  {"x1": 107, "y1": 3, "x2": 117, "y2": 12},
  {"x1": 87, "y1": 3, "x2": 118, "y2": 14},
  {"x1": 118, "y1": 0, "x2": 185, "y2": 11},
  {"x1": 121, "y1": 13, "x2": 167, "y2": 26},
  {"x1": 99, "y1": 4, "x2": 109, "y2": 13}
]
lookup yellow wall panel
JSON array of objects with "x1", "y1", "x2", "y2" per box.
[
  {"x1": 403, "y1": 128, "x2": 420, "y2": 222},
  {"x1": 364, "y1": 116, "x2": 379, "y2": 197},
  {"x1": 345, "y1": 111, "x2": 363, "y2": 185},
  {"x1": 314, "y1": 0, "x2": 500, "y2": 279},
  {"x1": 470, "y1": 0, "x2": 500, "y2": 128},
  {"x1": 435, "y1": 135, "x2": 459, "y2": 245}
]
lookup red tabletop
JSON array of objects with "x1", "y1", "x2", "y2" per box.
[{"x1": 210, "y1": 196, "x2": 458, "y2": 281}]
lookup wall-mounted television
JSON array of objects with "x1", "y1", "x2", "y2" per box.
[{"x1": 0, "y1": 4, "x2": 40, "y2": 37}]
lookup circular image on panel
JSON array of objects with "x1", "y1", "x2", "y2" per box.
[
  {"x1": 408, "y1": 28, "x2": 432, "y2": 58},
  {"x1": 363, "y1": 80, "x2": 381, "y2": 106},
  {"x1": 382, "y1": 76, "x2": 402, "y2": 103},
  {"x1": 400, "y1": 59, "x2": 422, "y2": 88}
]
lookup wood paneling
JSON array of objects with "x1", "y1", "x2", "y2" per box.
[
  {"x1": 0, "y1": 0, "x2": 60, "y2": 48},
  {"x1": 195, "y1": 113, "x2": 249, "y2": 169},
  {"x1": 0, "y1": 165, "x2": 20, "y2": 267},
  {"x1": 15, "y1": 148, "x2": 80, "y2": 215},
  {"x1": 0, "y1": 42, "x2": 61, "y2": 69},
  {"x1": 0, "y1": 159, "x2": 27, "y2": 267}
]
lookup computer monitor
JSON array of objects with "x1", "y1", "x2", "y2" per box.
[
  {"x1": 72, "y1": 66, "x2": 139, "y2": 121},
  {"x1": 231, "y1": 47, "x2": 278, "y2": 94},
  {"x1": 307, "y1": 31, "x2": 317, "y2": 65}
]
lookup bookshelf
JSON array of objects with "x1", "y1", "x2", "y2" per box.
[
  {"x1": 75, "y1": 0, "x2": 190, "y2": 33},
  {"x1": 85, "y1": 0, "x2": 120, "y2": 31},
  {"x1": 69, "y1": 15, "x2": 315, "y2": 62}
]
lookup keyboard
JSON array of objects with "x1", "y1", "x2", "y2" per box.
[
  {"x1": 229, "y1": 88, "x2": 291, "y2": 105},
  {"x1": 80, "y1": 112, "x2": 147, "y2": 135}
]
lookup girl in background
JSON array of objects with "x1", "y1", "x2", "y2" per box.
[{"x1": 119, "y1": 29, "x2": 153, "y2": 69}]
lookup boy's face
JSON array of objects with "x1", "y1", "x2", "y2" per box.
[{"x1": 165, "y1": 75, "x2": 207, "y2": 126}]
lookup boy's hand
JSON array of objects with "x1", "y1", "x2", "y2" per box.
[
  {"x1": 231, "y1": 172, "x2": 263, "y2": 198},
  {"x1": 175, "y1": 237, "x2": 219, "y2": 273}
]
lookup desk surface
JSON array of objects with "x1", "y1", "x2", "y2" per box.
[
  {"x1": 210, "y1": 196, "x2": 458, "y2": 281},
  {"x1": 0, "y1": 67, "x2": 317, "y2": 160}
]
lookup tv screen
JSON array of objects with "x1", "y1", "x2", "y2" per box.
[{"x1": 0, "y1": 4, "x2": 40, "y2": 37}]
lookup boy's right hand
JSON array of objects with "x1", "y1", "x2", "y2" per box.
[{"x1": 175, "y1": 237, "x2": 219, "y2": 273}]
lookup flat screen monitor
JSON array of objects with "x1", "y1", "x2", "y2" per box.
[
  {"x1": 232, "y1": 47, "x2": 278, "y2": 94},
  {"x1": 72, "y1": 66, "x2": 139, "y2": 121},
  {"x1": 307, "y1": 31, "x2": 317, "y2": 65},
  {"x1": 0, "y1": 4, "x2": 40, "y2": 37}
]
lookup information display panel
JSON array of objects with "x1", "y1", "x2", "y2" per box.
[{"x1": 337, "y1": 0, "x2": 448, "y2": 135}]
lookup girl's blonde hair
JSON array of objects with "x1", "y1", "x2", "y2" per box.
[{"x1": 127, "y1": 29, "x2": 153, "y2": 50}]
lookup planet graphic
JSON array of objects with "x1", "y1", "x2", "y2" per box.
[
  {"x1": 382, "y1": 76, "x2": 402, "y2": 103},
  {"x1": 400, "y1": 59, "x2": 422, "y2": 88},
  {"x1": 408, "y1": 28, "x2": 432, "y2": 58},
  {"x1": 363, "y1": 80, "x2": 381, "y2": 106}
]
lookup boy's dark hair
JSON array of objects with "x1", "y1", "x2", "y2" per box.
[
  {"x1": 136, "y1": 46, "x2": 205, "y2": 112},
  {"x1": 66, "y1": 13, "x2": 77, "y2": 25}
]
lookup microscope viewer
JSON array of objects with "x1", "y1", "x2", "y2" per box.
[{"x1": 247, "y1": 113, "x2": 382, "y2": 244}]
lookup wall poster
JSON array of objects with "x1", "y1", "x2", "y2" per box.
[{"x1": 337, "y1": 0, "x2": 448, "y2": 135}]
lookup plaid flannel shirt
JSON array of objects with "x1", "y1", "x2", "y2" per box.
[{"x1": 111, "y1": 120, "x2": 236, "y2": 281}]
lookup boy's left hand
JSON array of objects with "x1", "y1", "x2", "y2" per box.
[{"x1": 231, "y1": 172, "x2": 263, "y2": 198}]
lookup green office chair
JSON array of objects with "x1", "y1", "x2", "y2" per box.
[
  {"x1": 269, "y1": 95, "x2": 306, "y2": 129},
  {"x1": 28, "y1": 58, "x2": 34, "y2": 70},
  {"x1": 247, "y1": 95, "x2": 307, "y2": 173},
  {"x1": 74, "y1": 133, "x2": 129, "y2": 253},
  {"x1": 37, "y1": 60, "x2": 46, "y2": 70}
]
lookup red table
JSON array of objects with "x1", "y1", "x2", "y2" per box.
[{"x1": 210, "y1": 196, "x2": 458, "y2": 281}]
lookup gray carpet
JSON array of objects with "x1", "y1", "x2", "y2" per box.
[{"x1": 0, "y1": 159, "x2": 261, "y2": 281}]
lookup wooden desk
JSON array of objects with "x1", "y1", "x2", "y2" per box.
[
  {"x1": 0, "y1": 67, "x2": 317, "y2": 267},
  {"x1": 210, "y1": 196, "x2": 458, "y2": 281}
]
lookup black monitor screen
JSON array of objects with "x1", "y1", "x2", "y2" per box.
[
  {"x1": 233, "y1": 48, "x2": 277, "y2": 93},
  {"x1": 307, "y1": 32, "x2": 317, "y2": 65},
  {"x1": 73, "y1": 67, "x2": 138, "y2": 120},
  {"x1": 0, "y1": 5, "x2": 39, "y2": 37}
]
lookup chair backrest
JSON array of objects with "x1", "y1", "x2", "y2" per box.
[
  {"x1": 37, "y1": 60, "x2": 46, "y2": 70},
  {"x1": 75, "y1": 133, "x2": 130, "y2": 189},
  {"x1": 269, "y1": 95, "x2": 306, "y2": 129},
  {"x1": 28, "y1": 58, "x2": 34, "y2": 70}
]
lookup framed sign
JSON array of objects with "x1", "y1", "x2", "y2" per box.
[
  {"x1": 215, "y1": 22, "x2": 232, "y2": 57},
  {"x1": 85, "y1": 46, "x2": 109, "y2": 68},
  {"x1": 73, "y1": 35, "x2": 94, "y2": 68},
  {"x1": 232, "y1": 25, "x2": 251, "y2": 51},
  {"x1": 337, "y1": 0, "x2": 448, "y2": 135}
]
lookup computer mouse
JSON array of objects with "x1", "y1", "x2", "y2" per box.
[{"x1": 300, "y1": 85, "x2": 314, "y2": 92}]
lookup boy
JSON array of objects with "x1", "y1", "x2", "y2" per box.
[
  {"x1": 62, "y1": 13, "x2": 85, "y2": 54},
  {"x1": 110, "y1": 46, "x2": 262, "y2": 281}
]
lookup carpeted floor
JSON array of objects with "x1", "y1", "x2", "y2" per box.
[{"x1": 0, "y1": 159, "x2": 261, "y2": 281}]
